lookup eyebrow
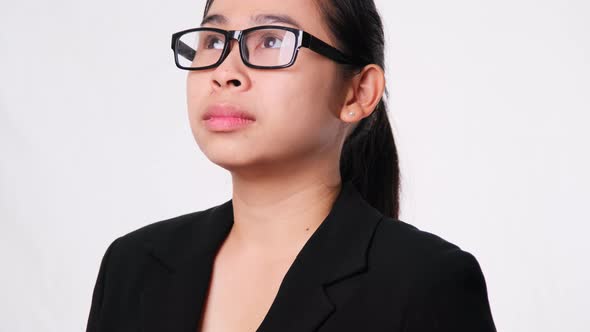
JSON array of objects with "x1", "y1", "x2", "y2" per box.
[{"x1": 200, "y1": 13, "x2": 302, "y2": 29}]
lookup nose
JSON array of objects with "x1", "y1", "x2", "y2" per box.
[{"x1": 210, "y1": 39, "x2": 250, "y2": 91}]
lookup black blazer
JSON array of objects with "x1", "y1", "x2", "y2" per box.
[{"x1": 86, "y1": 180, "x2": 497, "y2": 332}]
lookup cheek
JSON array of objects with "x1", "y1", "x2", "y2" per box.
[
  {"x1": 186, "y1": 74, "x2": 205, "y2": 114},
  {"x1": 186, "y1": 74, "x2": 209, "y2": 137},
  {"x1": 256, "y1": 74, "x2": 342, "y2": 154},
  {"x1": 186, "y1": 74, "x2": 228, "y2": 162}
]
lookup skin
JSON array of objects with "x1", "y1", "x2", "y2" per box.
[{"x1": 186, "y1": 0, "x2": 385, "y2": 329}]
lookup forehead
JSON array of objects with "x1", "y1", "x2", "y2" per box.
[{"x1": 204, "y1": 0, "x2": 326, "y2": 34}]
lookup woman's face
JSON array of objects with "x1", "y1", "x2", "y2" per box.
[{"x1": 187, "y1": 0, "x2": 351, "y2": 175}]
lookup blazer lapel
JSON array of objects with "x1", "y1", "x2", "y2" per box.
[
  {"x1": 139, "y1": 199, "x2": 234, "y2": 332},
  {"x1": 139, "y1": 180, "x2": 384, "y2": 332}
]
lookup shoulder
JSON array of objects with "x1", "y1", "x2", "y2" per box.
[
  {"x1": 367, "y1": 217, "x2": 491, "y2": 301},
  {"x1": 368, "y1": 218, "x2": 496, "y2": 331},
  {"x1": 88, "y1": 207, "x2": 218, "y2": 295},
  {"x1": 99, "y1": 206, "x2": 218, "y2": 268},
  {"x1": 369, "y1": 217, "x2": 482, "y2": 275},
  {"x1": 111, "y1": 207, "x2": 215, "y2": 248}
]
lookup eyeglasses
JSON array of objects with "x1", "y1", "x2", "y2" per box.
[{"x1": 170, "y1": 25, "x2": 361, "y2": 70}]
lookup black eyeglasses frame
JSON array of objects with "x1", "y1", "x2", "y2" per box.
[{"x1": 170, "y1": 25, "x2": 362, "y2": 70}]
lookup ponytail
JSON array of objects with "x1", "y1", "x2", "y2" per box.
[{"x1": 340, "y1": 93, "x2": 400, "y2": 219}]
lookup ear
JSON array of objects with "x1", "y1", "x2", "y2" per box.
[{"x1": 340, "y1": 64, "x2": 386, "y2": 125}]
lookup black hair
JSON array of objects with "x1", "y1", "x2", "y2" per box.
[{"x1": 202, "y1": 0, "x2": 400, "y2": 219}]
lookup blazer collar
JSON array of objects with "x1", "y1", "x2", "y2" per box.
[{"x1": 140, "y1": 180, "x2": 385, "y2": 332}]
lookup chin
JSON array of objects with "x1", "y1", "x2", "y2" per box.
[{"x1": 200, "y1": 146, "x2": 259, "y2": 168}]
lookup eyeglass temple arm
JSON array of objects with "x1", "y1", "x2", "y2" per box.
[
  {"x1": 301, "y1": 32, "x2": 359, "y2": 65},
  {"x1": 171, "y1": 36, "x2": 196, "y2": 61}
]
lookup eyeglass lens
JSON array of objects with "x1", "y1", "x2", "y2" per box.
[{"x1": 176, "y1": 28, "x2": 298, "y2": 68}]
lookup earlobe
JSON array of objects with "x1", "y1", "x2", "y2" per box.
[{"x1": 340, "y1": 104, "x2": 362, "y2": 123}]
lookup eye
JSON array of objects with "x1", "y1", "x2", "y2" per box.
[
  {"x1": 260, "y1": 35, "x2": 283, "y2": 49},
  {"x1": 205, "y1": 36, "x2": 225, "y2": 50}
]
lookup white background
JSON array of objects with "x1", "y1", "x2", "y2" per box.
[{"x1": 1, "y1": 0, "x2": 588, "y2": 331}]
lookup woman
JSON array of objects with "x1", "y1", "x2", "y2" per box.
[{"x1": 86, "y1": 0, "x2": 497, "y2": 331}]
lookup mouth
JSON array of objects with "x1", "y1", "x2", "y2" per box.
[
  {"x1": 202, "y1": 103, "x2": 256, "y2": 121},
  {"x1": 202, "y1": 103, "x2": 256, "y2": 132}
]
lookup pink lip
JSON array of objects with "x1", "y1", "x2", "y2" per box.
[{"x1": 202, "y1": 104, "x2": 256, "y2": 132}]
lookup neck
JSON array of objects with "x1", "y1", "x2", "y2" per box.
[{"x1": 226, "y1": 173, "x2": 342, "y2": 259}]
